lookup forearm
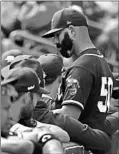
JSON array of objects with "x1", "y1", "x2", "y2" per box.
[
  {"x1": 49, "y1": 125, "x2": 70, "y2": 142},
  {"x1": 52, "y1": 113, "x2": 111, "y2": 152},
  {"x1": 1, "y1": 138, "x2": 34, "y2": 154},
  {"x1": 36, "y1": 122, "x2": 70, "y2": 142},
  {"x1": 43, "y1": 139, "x2": 64, "y2": 154}
]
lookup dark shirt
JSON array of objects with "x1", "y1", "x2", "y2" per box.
[{"x1": 58, "y1": 48, "x2": 114, "y2": 131}]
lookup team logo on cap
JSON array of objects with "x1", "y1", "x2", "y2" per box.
[
  {"x1": 27, "y1": 85, "x2": 35, "y2": 90},
  {"x1": 67, "y1": 21, "x2": 72, "y2": 25},
  {"x1": 5, "y1": 55, "x2": 15, "y2": 63}
]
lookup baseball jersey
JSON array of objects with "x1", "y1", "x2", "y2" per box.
[
  {"x1": 33, "y1": 100, "x2": 49, "y2": 122},
  {"x1": 33, "y1": 95, "x2": 56, "y2": 122},
  {"x1": 58, "y1": 48, "x2": 114, "y2": 131}
]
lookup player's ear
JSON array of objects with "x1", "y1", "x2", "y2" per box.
[{"x1": 68, "y1": 25, "x2": 76, "y2": 38}]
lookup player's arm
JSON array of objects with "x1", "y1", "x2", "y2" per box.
[
  {"x1": 1, "y1": 137, "x2": 35, "y2": 154},
  {"x1": 51, "y1": 113, "x2": 111, "y2": 152},
  {"x1": 42, "y1": 137, "x2": 64, "y2": 154},
  {"x1": 31, "y1": 127, "x2": 65, "y2": 154},
  {"x1": 53, "y1": 67, "x2": 93, "y2": 120},
  {"x1": 53, "y1": 105, "x2": 81, "y2": 120},
  {"x1": 36, "y1": 121, "x2": 70, "y2": 142},
  {"x1": 10, "y1": 121, "x2": 69, "y2": 143},
  {"x1": 1, "y1": 132, "x2": 64, "y2": 154}
]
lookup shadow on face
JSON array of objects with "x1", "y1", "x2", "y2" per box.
[
  {"x1": 1, "y1": 85, "x2": 18, "y2": 132},
  {"x1": 10, "y1": 92, "x2": 38, "y2": 122}
]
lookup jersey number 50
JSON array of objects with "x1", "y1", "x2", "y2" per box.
[{"x1": 98, "y1": 77, "x2": 113, "y2": 113}]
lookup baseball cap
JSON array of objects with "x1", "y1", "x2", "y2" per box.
[
  {"x1": 17, "y1": 59, "x2": 44, "y2": 87},
  {"x1": 1, "y1": 67, "x2": 49, "y2": 94},
  {"x1": 10, "y1": 55, "x2": 34, "y2": 69},
  {"x1": 37, "y1": 54, "x2": 63, "y2": 79},
  {"x1": 42, "y1": 6, "x2": 88, "y2": 38},
  {"x1": 1, "y1": 55, "x2": 34, "y2": 79},
  {"x1": 2, "y1": 49, "x2": 22, "y2": 67}
]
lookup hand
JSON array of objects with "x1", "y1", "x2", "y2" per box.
[
  {"x1": 10, "y1": 123, "x2": 33, "y2": 133},
  {"x1": 33, "y1": 126, "x2": 52, "y2": 141},
  {"x1": 21, "y1": 131, "x2": 38, "y2": 143}
]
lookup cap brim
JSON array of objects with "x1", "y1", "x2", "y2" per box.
[
  {"x1": 1, "y1": 65, "x2": 10, "y2": 79},
  {"x1": 38, "y1": 87, "x2": 50, "y2": 94},
  {"x1": 42, "y1": 28, "x2": 63, "y2": 38},
  {"x1": 1, "y1": 77, "x2": 17, "y2": 86}
]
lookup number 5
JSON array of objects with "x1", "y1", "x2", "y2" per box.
[{"x1": 98, "y1": 77, "x2": 113, "y2": 112}]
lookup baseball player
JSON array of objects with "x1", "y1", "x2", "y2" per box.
[
  {"x1": 37, "y1": 54, "x2": 64, "y2": 110},
  {"x1": 8, "y1": 56, "x2": 115, "y2": 153},
  {"x1": 2, "y1": 49, "x2": 22, "y2": 68},
  {"x1": 1, "y1": 54, "x2": 34, "y2": 80},
  {"x1": 42, "y1": 5, "x2": 119, "y2": 153},
  {"x1": 1, "y1": 67, "x2": 66, "y2": 154},
  {"x1": 3, "y1": 53, "x2": 117, "y2": 153},
  {"x1": 1, "y1": 83, "x2": 42, "y2": 154}
]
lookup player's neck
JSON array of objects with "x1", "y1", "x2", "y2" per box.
[
  {"x1": 74, "y1": 27, "x2": 95, "y2": 57},
  {"x1": 73, "y1": 39, "x2": 95, "y2": 58}
]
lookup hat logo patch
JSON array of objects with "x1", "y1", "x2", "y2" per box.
[
  {"x1": 67, "y1": 21, "x2": 71, "y2": 25},
  {"x1": 27, "y1": 85, "x2": 35, "y2": 90},
  {"x1": 5, "y1": 55, "x2": 15, "y2": 63}
]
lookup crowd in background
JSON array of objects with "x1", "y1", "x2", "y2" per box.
[
  {"x1": 1, "y1": 1, "x2": 118, "y2": 71},
  {"x1": 1, "y1": 1, "x2": 119, "y2": 154}
]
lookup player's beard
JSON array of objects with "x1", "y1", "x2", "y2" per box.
[
  {"x1": 19, "y1": 102, "x2": 33, "y2": 120},
  {"x1": 56, "y1": 32, "x2": 73, "y2": 58}
]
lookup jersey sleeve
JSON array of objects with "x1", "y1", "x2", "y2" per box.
[{"x1": 62, "y1": 67, "x2": 93, "y2": 111}]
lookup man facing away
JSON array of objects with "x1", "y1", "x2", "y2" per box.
[{"x1": 37, "y1": 53, "x2": 64, "y2": 110}]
